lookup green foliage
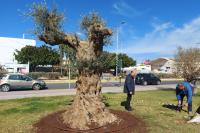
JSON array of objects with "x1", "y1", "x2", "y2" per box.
[
  {"x1": 80, "y1": 12, "x2": 111, "y2": 45},
  {"x1": 175, "y1": 47, "x2": 200, "y2": 82},
  {"x1": 76, "y1": 54, "x2": 111, "y2": 72},
  {"x1": 100, "y1": 52, "x2": 136, "y2": 70},
  {"x1": 28, "y1": 3, "x2": 64, "y2": 35},
  {"x1": 14, "y1": 45, "x2": 60, "y2": 71},
  {"x1": 118, "y1": 53, "x2": 136, "y2": 67},
  {"x1": 0, "y1": 65, "x2": 7, "y2": 77},
  {"x1": 81, "y1": 12, "x2": 105, "y2": 34},
  {"x1": 154, "y1": 73, "x2": 179, "y2": 79},
  {"x1": 59, "y1": 44, "x2": 76, "y2": 65},
  {"x1": 75, "y1": 51, "x2": 136, "y2": 72}
]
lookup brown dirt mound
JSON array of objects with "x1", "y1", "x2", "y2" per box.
[{"x1": 34, "y1": 110, "x2": 147, "y2": 133}]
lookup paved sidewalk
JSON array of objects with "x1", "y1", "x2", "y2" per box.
[{"x1": 0, "y1": 84, "x2": 176, "y2": 100}]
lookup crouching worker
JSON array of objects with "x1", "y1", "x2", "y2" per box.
[
  {"x1": 123, "y1": 69, "x2": 137, "y2": 111},
  {"x1": 176, "y1": 82, "x2": 193, "y2": 115}
]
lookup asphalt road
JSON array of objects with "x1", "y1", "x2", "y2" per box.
[{"x1": 47, "y1": 80, "x2": 182, "y2": 90}]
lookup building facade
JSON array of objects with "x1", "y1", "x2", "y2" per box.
[
  {"x1": 122, "y1": 64, "x2": 151, "y2": 74},
  {"x1": 0, "y1": 37, "x2": 36, "y2": 73},
  {"x1": 150, "y1": 57, "x2": 175, "y2": 74}
]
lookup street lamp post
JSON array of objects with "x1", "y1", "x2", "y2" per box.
[
  {"x1": 115, "y1": 21, "x2": 126, "y2": 78},
  {"x1": 67, "y1": 58, "x2": 71, "y2": 89},
  {"x1": 115, "y1": 28, "x2": 119, "y2": 77}
]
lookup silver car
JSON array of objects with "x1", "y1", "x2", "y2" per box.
[{"x1": 0, "y1": 73, "x2": 46, "y2": 92}]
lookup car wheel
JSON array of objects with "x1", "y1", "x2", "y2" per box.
[
  {"x1": 1, "y1": 84, "x2": 10, "y2": 92},
  {"x1": 157, "y1": 81, "x2": 161, "y2": 85},
  {"x1": 32, "y1": 84, "x2": 41, "y2": 90},
  {"x1": 143, "y1": 81, "x2": 148, "y2": 86}
]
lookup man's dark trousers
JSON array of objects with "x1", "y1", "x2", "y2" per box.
[{"x1": 125, "y1": 94, "x2": 132, "y2": 110}]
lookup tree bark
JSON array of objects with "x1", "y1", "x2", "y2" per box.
[
  {"x1": 62, "y1": 42, "x2": 118, "y2": 129},
  {"x1": 62, "y1": 72, "x2": 117, "y2": 129}
]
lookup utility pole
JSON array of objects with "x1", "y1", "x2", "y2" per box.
[{"x1": 115, "y1": 28, "x2": 119, "y2": 77}]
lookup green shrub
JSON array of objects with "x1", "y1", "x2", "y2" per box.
[
  {"x1": 154, "y1": 73, "x2": 179, "y2": 79},
  {"x1": 27, "y1": 72, "x2": 61, "y2": 80}
]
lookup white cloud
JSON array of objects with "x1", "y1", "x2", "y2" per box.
[
  {"x1": 76, "y1": 32, "x2": 83, "y2": 36},
  {"x1": 112, "y1": 1, "x2": 147, "y2": 17},
  {"x1": 123, "y1": 16, "x2": 200, "y2": 56}
]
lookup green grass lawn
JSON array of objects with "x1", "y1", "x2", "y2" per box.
[{"x1": 0, "y1": 90, "x2": 200, "y2": 133}]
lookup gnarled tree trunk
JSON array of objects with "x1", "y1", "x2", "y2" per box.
[
  {"x1": 62, "y1": 42, "x2": 117, "y2": 129},
  {"x1": 63, "y1": 72, "x2": 117, "y2": 129}
]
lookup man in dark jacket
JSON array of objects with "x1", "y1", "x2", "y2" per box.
[{"x1": 123, "y1": 69, "x2": 137, "y2": 111}]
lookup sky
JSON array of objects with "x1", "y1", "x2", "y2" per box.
[{"x1": 0, "y1": 0, "x2": 200, "y2": 63}]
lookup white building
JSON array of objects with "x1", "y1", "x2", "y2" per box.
[
  {"x1": 136, "y1": 64, "x2": 151, "y2": 73},
  {"x1": 122, "y1": 64, "x2": 151, "y2": 74},
  {"x1": 150, "y1": 57, "x2": 175, "y2": 74},
  {"x1": 0, "y1": 37, "x2": 36, "y2": 73}
]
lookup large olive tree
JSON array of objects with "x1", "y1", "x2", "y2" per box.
[
  {"x1": 175, "y1": 47, "x2": 200, "y2": 94},
  {"x1": 28, "y1": 4, "x2": 117, "y2": 129}
]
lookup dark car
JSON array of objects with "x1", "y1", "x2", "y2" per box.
[{"x1": 135, "y1": 73, "x2": 161, "y2": 85}]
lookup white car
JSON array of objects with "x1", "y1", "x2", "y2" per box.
[{"x1": 0, "y1": 73, "x2": 46, "y2": 92}]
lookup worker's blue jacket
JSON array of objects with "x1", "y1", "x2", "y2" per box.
[{"x1": 176, "y1": 82, "x2": 193, "y2": 104}]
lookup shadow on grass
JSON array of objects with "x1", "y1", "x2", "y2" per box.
[
  {"x1": 196, "y1": 106, "x2": 200, "y2": 114},
  {"x1": 120, "y1": 101, "x2": 126, "y2": 107},
  {"x1": 103, "y1": 100, "x2": 126, "y2": 108},
  {"x1": 157, "y1": 87, "x2": 175, "y2": 91},
  {"x1": 162, "y1": 104, "x2": 187, "y2": 112}
]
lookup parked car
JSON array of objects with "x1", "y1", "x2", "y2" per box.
[
  {"x1": 0, "y1": 73, "x2": 46, "y2": 92},
  {"x1": 135, "y1": 73, "x2": 161, "y2": 85}
]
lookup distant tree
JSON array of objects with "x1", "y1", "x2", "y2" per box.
[
  {"x1": 14, "y1": 45, "x2": 60, "y2": 71},
  {"x1": 100, "y1": 52, "x2": 136, "y2": 70},
  {"x1": 0, "y1": 65, "x2": 5, "y2": 72},
  {"x1": 175, "y1": 47, "x2": 200, "y2": 94},
  {"x1": 118, "y1": 53, "x2": 136, "y2": 68},
  {"x1": 59, "y1": 44, "x2": 76, "y2": 65},
  {"x1": 59, "y1": 44, "x2": 77, "y2": 76},
  {"x1": 28, "y1": 3, "x2": 117, "y2": 129},
  {"x1": 0, "y1": 64, "x2": 7, "y2": 76},
  {"x1": 38, "y1": 45, "x2": 60, "y2": 65}
]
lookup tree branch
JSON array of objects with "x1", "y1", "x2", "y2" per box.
[{"x1": 39, "y1": 31, "x2": 79, "y2": 50}]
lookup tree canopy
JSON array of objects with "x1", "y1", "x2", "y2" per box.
[
  {"x1": 28, "y1": 3, "x2": 117, "y2": 129},
  {"x1": 14, "y1": 45, "x2": 60, "y2": 71},
  {"x1": 175, "y1": 47, "x2": 200, "y2": 82}
]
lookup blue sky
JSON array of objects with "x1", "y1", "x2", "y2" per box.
[{"x1": 0, "y1": 0, "x2": 200, "y2": 63}]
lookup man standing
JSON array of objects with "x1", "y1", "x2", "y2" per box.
[
  {"x1": 176, "y1": 81, "x2": 193, "y2": 116},
  {"x1": 123, "y1": 69, "x2": 137, "y2": 111}
]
